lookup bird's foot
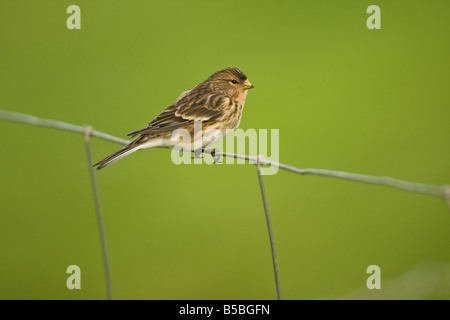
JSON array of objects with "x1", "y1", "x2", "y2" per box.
[
  {"x1": 210, "y1": 148, "x2": 223, "y2": 164},
  {"x1": 192, "y1": 148, "x2": 204, "y2": 159}
]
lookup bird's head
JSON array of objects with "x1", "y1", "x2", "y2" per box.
[{"x1": 207, "y1": 67, "x2": 254, "y2": 97}]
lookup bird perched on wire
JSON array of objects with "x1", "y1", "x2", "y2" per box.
[{"x1": 94, "y1": 67, "x2": 254, "y2": 170}]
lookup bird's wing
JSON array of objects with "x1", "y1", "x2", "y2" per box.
[{"x1": 127, "y1": 92, "x2": 230, "y2": 137}]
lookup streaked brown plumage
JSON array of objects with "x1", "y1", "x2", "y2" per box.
[{"x1": 94, "y1": 67, "x2": 254, "y2": 170}]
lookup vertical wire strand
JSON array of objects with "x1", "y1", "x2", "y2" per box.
[
  {"x1": 256, "y1": 156, "x2": 281, "y2": 300},
  {"x1": 84, "y1": 126, "x2": 113, "y2": 300}
]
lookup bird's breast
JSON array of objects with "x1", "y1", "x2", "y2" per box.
[{"x1": 227, "y1": 101, "x2": 245, "y2": 129}]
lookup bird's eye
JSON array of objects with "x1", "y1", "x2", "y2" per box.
[{"x1": 231, "y1": 80, "x2": 237, "y2": 84}]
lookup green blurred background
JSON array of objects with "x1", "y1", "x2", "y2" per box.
[{"x1": 1, "y1": 0, "x2": 449, "y2": 300}]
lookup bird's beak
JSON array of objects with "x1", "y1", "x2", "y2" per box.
[{"x1": 243, "y1": 80, "x2": 254, "y2": 90}]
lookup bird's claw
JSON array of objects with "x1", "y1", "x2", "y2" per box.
[
  {"x1": 211, "y1": 148, "x2": 223, "y2": 164},
  {"x1": 191, "y1": 148, "x2": 222, "y2": 163},
  {"x1": 192, "y1": 148, "x2": 204, "y2": 159}
]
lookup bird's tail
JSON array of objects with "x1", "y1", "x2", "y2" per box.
[{"x1": 94, "y1": 141, "x2": 141, "y2": 170}]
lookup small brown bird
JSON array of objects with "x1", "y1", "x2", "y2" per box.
[{"x1": 94, "y1": 67, "x2": 254, "y2": 170}]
